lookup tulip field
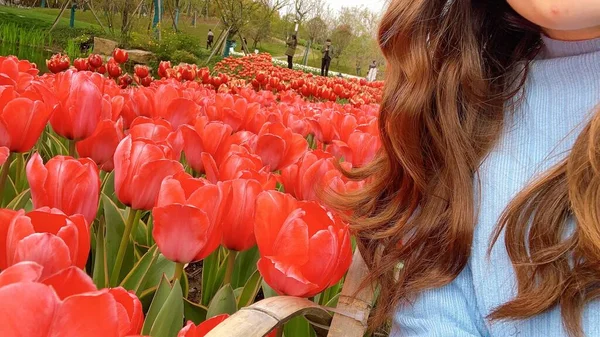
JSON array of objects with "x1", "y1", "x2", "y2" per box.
[{"x1": 0, "y1": 50, "x2": 382, "y2": 337}]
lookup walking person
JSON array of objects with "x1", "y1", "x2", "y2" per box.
[
  {"x1": 285, "y1": 35, "x2": 298, "y2": 69},
  {"x1": 207, "y1": 29, "x2": 214, "y2": 49},
  {"x1": 366, "y1": 60, "x2": 377, "y2": 82},
  {"x1": 321, "y1": 39, "x2": 333, "y2": 77}
]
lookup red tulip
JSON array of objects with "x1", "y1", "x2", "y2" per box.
[
  {"x1": 114, "y1": 136, "x2": 185, "y2": 210},
  {"x1": 254, "y1": 122, "x2": 308, "y2": 171},
  {"x1": 26, "y1": 153, "x2": 101, "y2": 223},
  {"x1": 0, "y1": 96, "x2": 50, "y2": 152},
  {"x1": 0, "y1": 262, "x2": 143, "y2": 337},
  {"x1": 119, "y1": 74, "x2": 133, "y2": 89},
  {"x1": 0, "y1": 147, "x2": 8, "y2": 166},
  {"x1": 88, "y1": 54, "x2": 103, "y2": 69},
  {"x1": 96, "y1": 64, "x2": 107, "y2": 75},
  {"x1": 0, "y1": 208, "x2": 90, "y2": 277},
  {"x1": 107, "y1": 61, "x2": 123, "y2": 78},
  {"x1": 177, "y1": 315, "x2": 228, "y2": 337},
  {"x1": 140, "y1": 76, "x2": 153, "y2": 87},
  {"x1": 180, "y1": 118, "x2": 233, "y2": 173},
  {"x1": 134, "y1": 65, "x2": 150, "y2": 79},
  {"x1": 76, "y1": 118, "x2": 125, "y2": 172},
  {"x1": 129, "y1": 117, "x2": 183, "y2": 160},
  {"x1": 308, "y1": 113, "x2": 340, "y2": 143},
  {"x1": 201, "y1": 146, "x2": 263, "y2": 183},
  {"x1": 113, "y1": 48, "x2": 129, "y2": 64},
  {"x1": 219, "y1": 179, "x2": 262, "y2": 251},
  {"x1": 152, "y1": 174, "x2": 226, "y2": 263},
  {"x1": 50, "y1": 71, "x2": 119, "y2": 140},
  {"x1": 46, "y1": 53, "x2": 70, "y2": 73},
  {"x1": 109, "y1": 287, "x2": 144, "y2": 336},
  {"x1": 158, "y1": 61, "x2": 171, "y2": 78},
  {"x1": 177, "y1": 315, "x2": 277, "y2": 337},
  {"x1": 205, "y1": 95, "x2": 259, "y2": 132},
  {"x1": 73, "y1": 58, "x2": 89, "y2": 71},
  {"x1": 254, "y1": 191, "x2": 352, "y2": 297}
]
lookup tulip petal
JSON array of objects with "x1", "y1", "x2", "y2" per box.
[
  {"x1": 49, "y1": 290, "x2": 120, "y2": 337},
  {"x1": 254, "y1": 191, "x2": 297, "y2": 256},
  {"x1": 0, "y1": 208, "x2": 17, "y2": 269},
  {"x1": 156, "y1": 177, "x2": 187, "y2": 207},
  {"x1": 3, "y1": 98, "x2": 50, "y2": 152},
  {"x1": 0, "y1": 282, "x2": 58, "y2": 337},
  {"x1": 301, "y1": 229, "x2": 338, "y2": 287},
  {"x1": 42, "y1": 266, "x2": 97, "y2": 300},
  {"x1": 109, "y1": 287, "x2": 144, "y2": 336},
  {"x1": 165, "y1": 98, "x2": 197, "y2": 129},
  {"x1": 201, "y1": 152, "x2": 219, "y2": 183},
  {"x1": 152, "y1": 204, "x2": 212, "y2": 263},
  {"x1": 26, "y1": 152, "x2": 50, "y2": 209},
  {"x1": 13, "y1": 233, "x2": 72, "y2": 279},
  {"x1": 0, "y1": 146, "x2": 8, "y2": 166},
  {"x1": 255, "y1": 134, "x2": 286, "y2": 172},
  {"x1": 257, "y1": 257, "x2": 319, "y2": 297},
  {"x1": 271, "y1": 209, "x2": 309, "y2": 266},
  {"x1": 0, "y1": 261, "x2": 43, "y2": 287},
  {"x1": 131, "y1": 159, "x2": 184, "y2": 210}
]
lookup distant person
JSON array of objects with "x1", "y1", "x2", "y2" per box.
[
  {"x1": 207, "y1": 29, "x2": 214, "y2": 49},
  {"x1": 366, "y1": 60, "x2": 378, "y2": 82},
  {"x1": 285, "y1": 35, "x2": 298, "y2": 69},
  {"x1": 321, "y1": 39, "x2": 333, "y2": 77}
]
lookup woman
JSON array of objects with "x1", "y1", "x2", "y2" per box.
[
  {"x1": 366, "y1": 60, "x2": 377, "y2": 82},
  {"x1": 340, "y1": 1, "x2": 600, "y2": 337},
  {"x1": 285, "y1": 35, "x2": 298, "y2": 69}
]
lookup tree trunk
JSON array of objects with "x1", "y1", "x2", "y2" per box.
[{"x1": 121, "y1": 0, "x2": 131, "y2": 34}]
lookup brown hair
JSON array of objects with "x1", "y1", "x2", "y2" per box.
[{"x1": 333, "y1": 0, "x2": 600, "y2": 336}]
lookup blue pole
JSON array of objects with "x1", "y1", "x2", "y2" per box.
[
  {"x1": 174, "y1": 7, "x2": 179, "y2": 30},
  {"x1": 152, "y1": 0, "x2": 160, "y2": 28},
  {"x1": 70, "y1": 4, "x2": 76, "y2": 28},
  {"x1": 41, "y1": 0, "x2": 46, "y2": 8}
]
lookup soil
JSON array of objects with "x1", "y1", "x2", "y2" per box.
[{"x1": 186, "y1": 261, "x2": 203, "y2": 304}]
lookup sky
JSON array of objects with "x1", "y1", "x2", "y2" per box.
[{"x1": 325, "y1": 0, "x2": 387, "y2": 15}]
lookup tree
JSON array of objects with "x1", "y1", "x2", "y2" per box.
[
  {"x1": 214, "y1": 0, "x2": 259, "y2": 38},
  {"x1": 293, "y1": 0, "x2": 318, "y2": 23},
  {"x1": 305, "y1": 16, "x2": 326, "y2": 44},
  {"x1": 330, "y1": 24, "x2": 353, "y2": 64}
]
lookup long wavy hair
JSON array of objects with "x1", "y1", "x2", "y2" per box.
[{"x1": 335, "y1": 1, "x2": 600, "y2": 336}]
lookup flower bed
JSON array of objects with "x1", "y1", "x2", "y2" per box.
[{"x1": 0, "y1": 51, "x2": 381, "y2": 337}]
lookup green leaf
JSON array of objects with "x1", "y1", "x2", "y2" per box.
[
  {"x1": 103, "y1": 194, "x2": 135, "y2": 286},
  {"x1": 261, "y1": 280, "x2": 278, "y2": 299},
  {"x1": 134, "y1": 216, "x2": 149, "y2": 247},
  {"x1": 324, "y1": 293, "x2": 341, "y2": 307},
  {"x1": 206, "y1": 284, "x2": 236, "y2": 319},
  {"x1": 230, "y1": 246, "x2": 260, "y2": 289},
  {"x1": 5, "y1": 188, "x2": 30, "y2": 210},
  {"x1": 201, "y1": 248, "x2": 227, "y2": 306},
  {"x1": 101, "y1": 171, "x2": 116, "y2": 201},
  {"x1": 92, "y1": 215, "x2": 109, "y2": 289},
  {"x1": 237, "y1": 270, "x2": 262, "y2": 309},
  {"x1": 146, "y1": 215, "x2": 155, "y2": 247},
  {"x1": 120, "y1": 245, "x2": 159, "y2": 296},
  {"x1": 142, "y1": 254, "x2": 177, "y2": 291},
  {"x1": 1, "y1": 176, "x2": 17, "y2": 207},
  {"x1": 46, "y1": 131, "x2": 69, "y2": 156},
  {"x1": 142, "y1": 275, "x2": 173, "y2": 335},
  {"x1": 150, "y1": 281, "x2": 184, "y2": 337},
  {"x1": 284, "y1": 316, "x2": 315, "y2": 337},
  {"x1": 183, "y1": 298, "x2": 207, "y2": 324}
]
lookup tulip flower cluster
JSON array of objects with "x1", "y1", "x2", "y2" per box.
[{"x1": 0, "y1": 53, "x2": 382, "y2": 337}]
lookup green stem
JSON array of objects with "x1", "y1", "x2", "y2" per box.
[
  {"x1": 173, "y1": 262, "x2": 185, "y2": 282},
  {"x1": 69, "y1": 139, "x2": 77, "y2": 158},
  {"x1": 0, "y1": 153, "x2": 15, "y2": 207},
  {"x1": 223, "y1": 249, "x2": 237, "y2": 285},
  {"x1": 110, "y1": 208, "x2": 141, "y2": 287},
  {"x1": 14, "y1": 154, "x2": 23, "y2": 191}
]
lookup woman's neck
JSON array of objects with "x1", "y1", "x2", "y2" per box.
[{"x1": 544, "y1": 25, "x2": 600, "y2": 41}]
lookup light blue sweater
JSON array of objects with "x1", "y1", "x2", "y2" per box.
[{"x1": 392, "y1": 36, "x2": 600, "y2": 337}]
